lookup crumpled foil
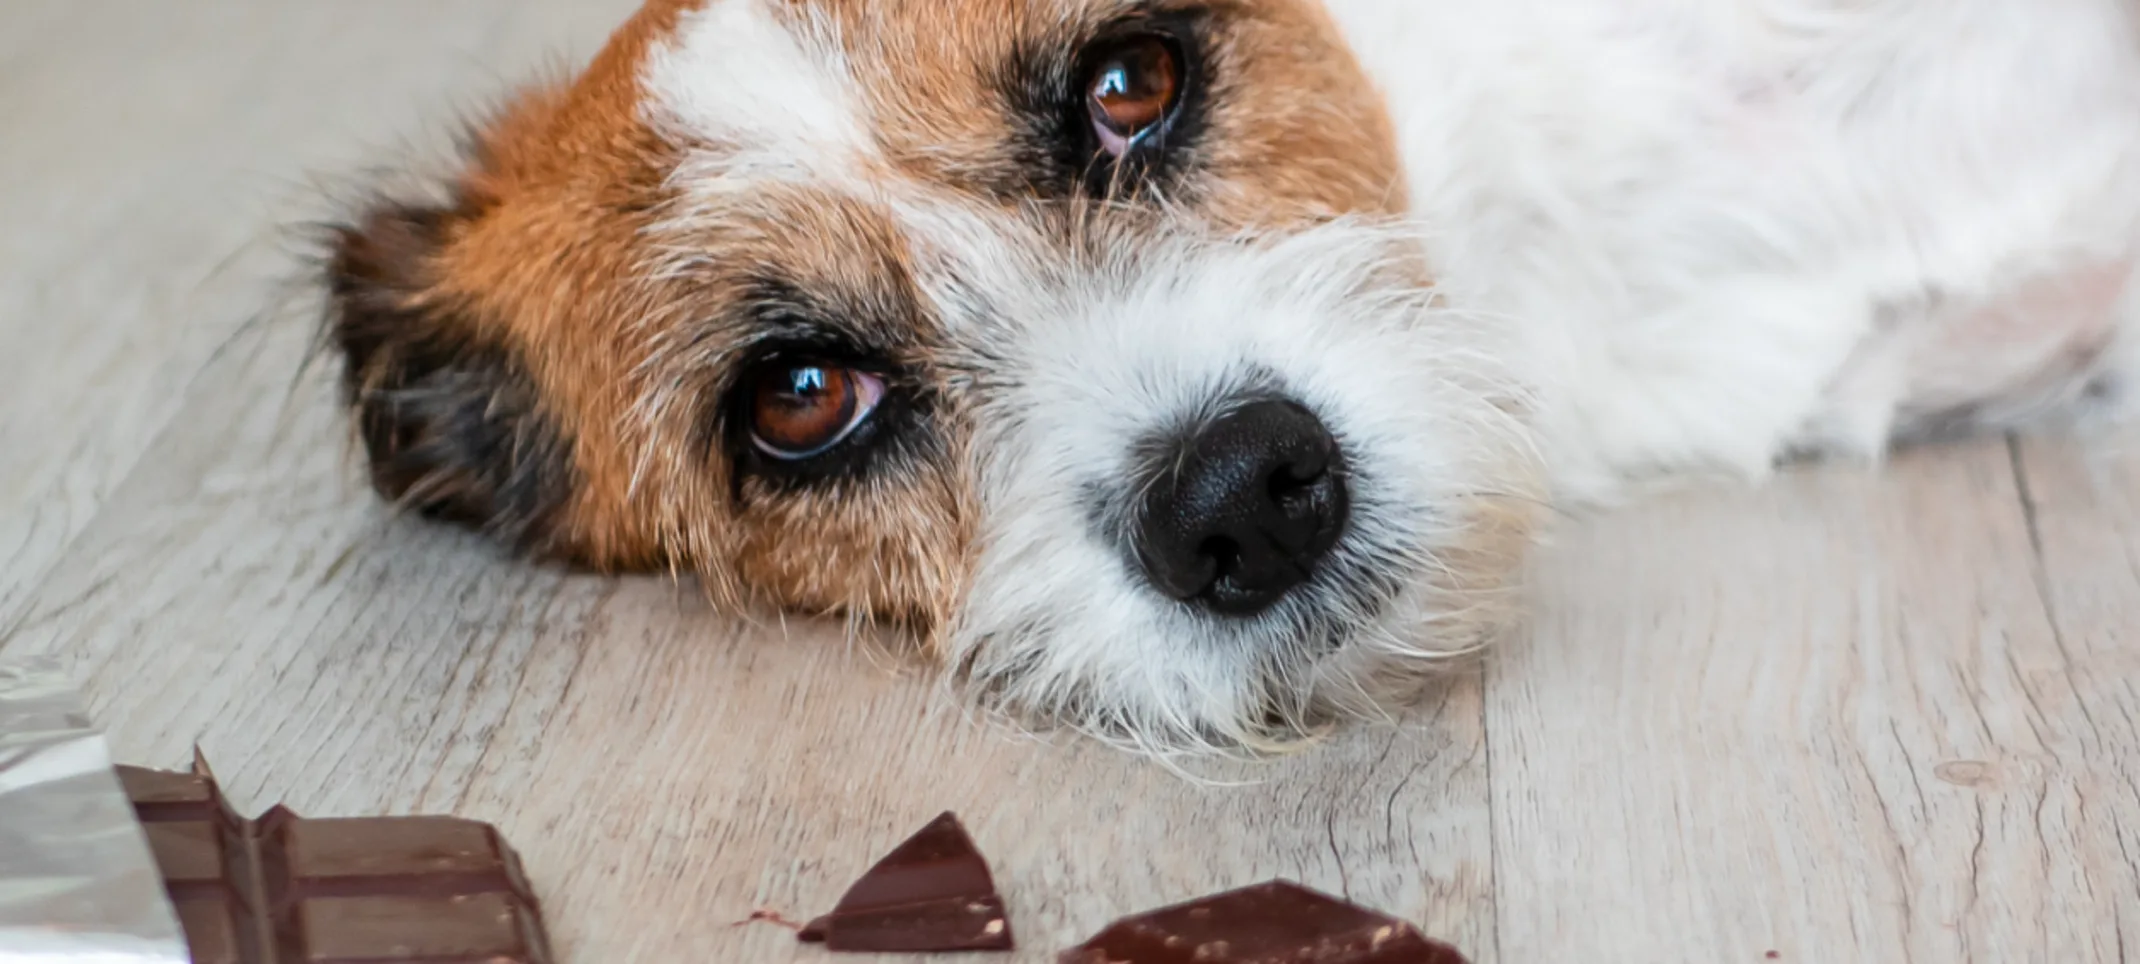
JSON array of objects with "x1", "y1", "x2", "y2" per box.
[{"x1": 0, "y1": 657, "x2": 190, "y2": 963}]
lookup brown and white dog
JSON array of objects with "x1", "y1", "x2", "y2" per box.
[{"x1": 324, "y1": 0, "x2": 2140, "y2": 755}]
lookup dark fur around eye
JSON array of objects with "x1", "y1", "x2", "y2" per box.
[
  {"x1": 703, "y1": 282, "x2": 939, "y2": 497},
  {"x1": 994, "y1": 6, "x2": 1216, "y2": 202}
]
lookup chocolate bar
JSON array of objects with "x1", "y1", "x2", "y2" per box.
[
  {"x1": 798, "y1": 811, "x2": 1014, "y2": 952},
  {"x1": 1059, "y1": 880, "x2": 1469, "y2": 964},
  {"x1": 116, "y1": 763, "x2": 554, "y2": 964}
]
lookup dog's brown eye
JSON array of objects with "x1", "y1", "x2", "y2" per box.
[
  {"x1": 748, "y1": 363, "x2": 886, "y2": 460},
  {"x1": 1085, "y1": 36, "x2": 1183, "y2": 157}
]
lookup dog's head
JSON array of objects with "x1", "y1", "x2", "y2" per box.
[{"x1": 325, "y1": 0, "x2": 1539, "y2": 755}]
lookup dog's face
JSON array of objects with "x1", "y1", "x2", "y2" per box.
[{"x1": 327, "y1": 0, "x2": 1539, "y2": 754}]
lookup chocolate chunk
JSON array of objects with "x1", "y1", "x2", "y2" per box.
[
  {"x1": 257, "y1": 806, "x2": 552, "y2": 963},
  {"x1": 798, "y1": 811, "x2": 1014, "y2": 952},
  {"x1": 115, "y1": 762, "x2": 554, "y2": 964},
  {"x1": 120, "y1": 765, "x2": 267, "y2": 964},
  {"x1": 1059, "y1": 880, "x2": 1470, "y2": 964}
]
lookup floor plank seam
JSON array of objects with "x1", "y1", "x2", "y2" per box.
[{"x1": 2006, "y1": 434, "x2": 2109, "y2": 744}]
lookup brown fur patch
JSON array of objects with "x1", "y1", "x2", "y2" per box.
[
  {"x1": 801, "y1": 0, "x2": 1404, "y2": 224},
  {"x1": 326, "y1": 0, "x2": 705, "y2": 567}
]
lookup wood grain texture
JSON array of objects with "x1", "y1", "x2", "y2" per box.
[
  {"x1": 3, "y1": 2, "x2": 2136, "y2": 963},
  {"x1": 0, "y1": 0, "x2": 617, "y2": 626},
  {"x1": 1496, "y1": 441, "x2": 2139, "y2": 963},
  {"x1": 2008, "y1": 435, "x2": 2140, "y2": 960}
]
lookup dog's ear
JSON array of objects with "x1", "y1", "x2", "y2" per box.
[{"x1": 323, "y1": 195, "x2": 578, "y2": 554}]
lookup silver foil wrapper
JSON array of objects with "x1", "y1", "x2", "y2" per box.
[{"x1": 0, "y1": 657, "x2": 191, "y2": 963}]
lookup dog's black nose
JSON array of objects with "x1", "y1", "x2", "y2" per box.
[{"x1": 1134, "y1": 399, "x2": 1350, "y2": 616}]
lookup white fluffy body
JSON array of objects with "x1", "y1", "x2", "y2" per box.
[
  {"x1": 1326, "y1": 0, "x2": 2140, "y2": 497},
  {"x1": 639, "y1": 0, "x2": 2140, "y2": 753}
]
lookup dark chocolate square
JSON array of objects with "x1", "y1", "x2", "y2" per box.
[
  {"x1": 260, "y1": 814, "x2": 523, "y2": 894},
  {"x1": 172, "y1": 893, "x2": 248, "y2": 964},
  {"x1": 115, "y1": 766, "x2": 220, "y2": 813},
  {"x1": 280, "y1": 894, "x2": 545, "y2": 964}
]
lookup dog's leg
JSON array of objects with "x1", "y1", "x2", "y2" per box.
[{"x1": 1868, "y1": 258, "x2": 2140, "y2": 447}]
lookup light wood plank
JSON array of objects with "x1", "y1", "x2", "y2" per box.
[
  {"x1": 0, "y1": 0, "x2": 632, "y2": 625},
  {"x1": 1491, "y1": 440, "x2": 2136, "y2": 963},
  {"x1": 2010, "y1": 434, "x2": 2140, "y2": 959}
]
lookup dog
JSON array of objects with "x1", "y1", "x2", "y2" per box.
[{"x1": 323, "y1": 0, "x2": 2140, "y2": 756}]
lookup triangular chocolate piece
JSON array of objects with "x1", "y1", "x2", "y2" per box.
[{"x1": 798, "y1": 811, "x2": 1013, "y2": 952}]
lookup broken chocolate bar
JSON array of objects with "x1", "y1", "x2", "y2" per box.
[
  {"x1": 798, "y1": 811, "x2": 1014, "y2": 952},
  {"x1": 1059, "y1": 880, "x2": 1469, "y2": 964},
  {"x1": 116, "y1": 763, "x2": 555, "y2": 964}
]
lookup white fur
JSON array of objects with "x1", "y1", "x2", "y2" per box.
[
  {"x1": 1324, "y1": 0, "x2": 2140, "y2": 498},
  {"x1": 642, "y1": 0, "x2": 871, "y2": 183},
  {"x1": 898, "y1": 211, "x2": 1530, "y2": 754}
]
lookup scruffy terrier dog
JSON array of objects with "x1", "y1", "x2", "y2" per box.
[{"x1": 324, "y1": 0, "x2": 2140, "y2": 755}]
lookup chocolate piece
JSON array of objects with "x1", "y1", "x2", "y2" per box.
[
  {"x1": 118, "y1": 764, "x2": 262, "y2": 964},
  {"x1": 1059, "y1": 880, "x2": 1470, "y2": 964},
  {"x1": 116, "y1": 762, "x2": 554, "y2": 964},
  {"x1": 798, "y1": 811, "x2": 1014, "y2": 952}
]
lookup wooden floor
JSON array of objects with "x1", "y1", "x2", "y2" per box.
[{"x1": 4, "y1": 3, "x2": 2137, "y2": 962}]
